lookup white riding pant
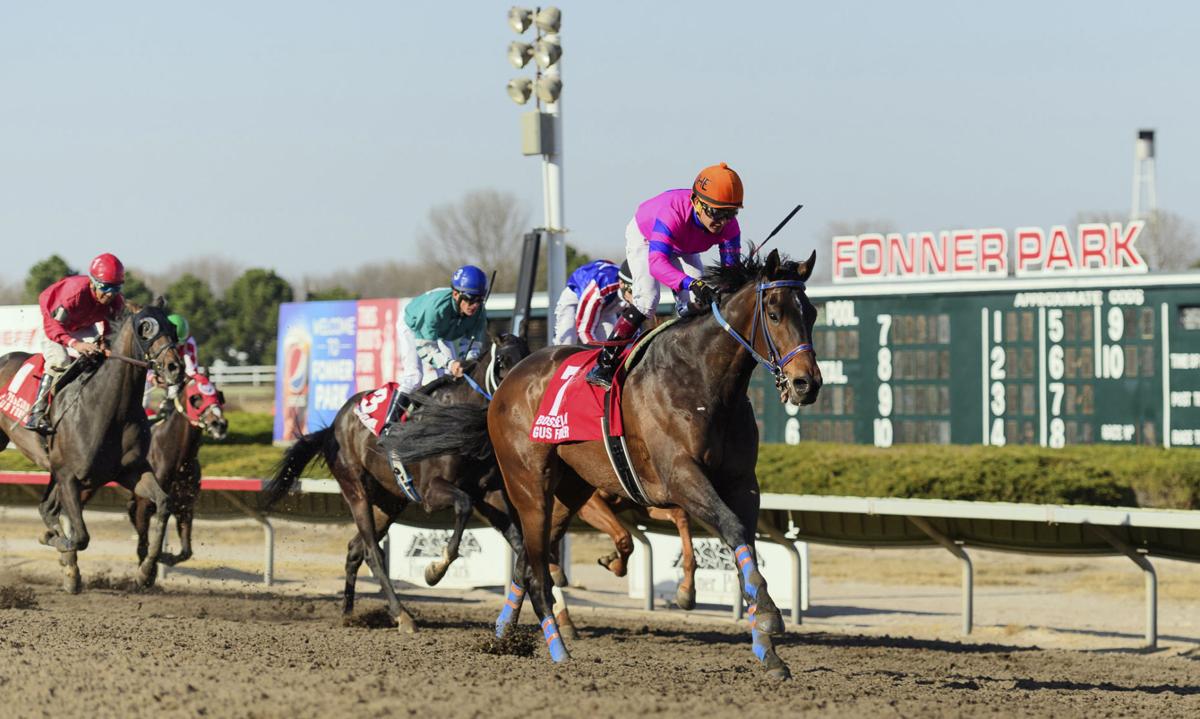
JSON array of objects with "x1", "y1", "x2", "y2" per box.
[
  {"x1": 624, "y1": 216, "x2": 703, "y2": 316},
  {"x1": 40, "y1": 325, "x2": 101, "y2": 377},
  {"x1": 396, "y1": 323, "x2": 477, "y2": 394}
]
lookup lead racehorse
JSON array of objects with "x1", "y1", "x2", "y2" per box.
[
  {"x1": 393, "y1": 249, "x2": 820, "y2": 678},
  {"x1": 0, "y1": 300, "x2": 185, "y2": 592}
]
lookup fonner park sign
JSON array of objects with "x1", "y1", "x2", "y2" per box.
[{"x1": 832, "y1": 221, "x2": 1147, "y2": 283}]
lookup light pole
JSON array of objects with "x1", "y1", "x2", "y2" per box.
[{"x1": 507, "y1": 6, "x2": 565, "y2": 345}]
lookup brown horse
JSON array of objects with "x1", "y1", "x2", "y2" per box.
[
  {"x1": 261, "y1": 335, "x2": 532, "y2": 631},
  {"x1": 131, "y1": 375, "x2": 229, "y2": 567},
  {"x1": 0, "y1": 301, "x2": 185, "y2": 592},
  {"x1": 393, "y1": 250, "x2": 819, "y2": 678}
]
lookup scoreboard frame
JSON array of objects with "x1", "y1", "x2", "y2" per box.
[{"x1": 751, "y1": 271, "x2": 1200, "y2": 449}]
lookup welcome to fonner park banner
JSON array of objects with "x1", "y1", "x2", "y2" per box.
[{"x1": 832, "y1": 220, "x2": 1147, "y2": 282}]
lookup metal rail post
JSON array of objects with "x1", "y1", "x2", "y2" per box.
[
  {"x1": 625, "y1": 522, "x2": 654, "y2": 612},
  {"x1": 1090, "y1": 525, "x2": 1157, "y2": 648},
  {"x1": 907, "y1": 516, "x2": 973, "y2": 635},
  {"x1": 220, "y1": 491, "x2": 275, "y2": 586}
]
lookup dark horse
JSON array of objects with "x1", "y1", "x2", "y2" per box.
[
  {"x1": 129, "y1": 375, "x2": 229, "y2": 567},
  {"x1": 0, "y1": 301, "x2": 185, "y2": 592},
  {"x1": 261, "y1": 334, "x2": 532, "y2": 631},
  {"x1": 393, "y1": 250, "x2": 820, "y2": 678}
]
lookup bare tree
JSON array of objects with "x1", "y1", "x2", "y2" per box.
[
  {"x1": 809, "y1": 218, "x2": 898, "y2": 285},
  {"x1": 1074, "y1": 210, "x2": 1199, "y2": 271},
  {"x1": 0, "y1": 277, "x2": 23, "y2": 304},
  {"x1": 140, "y1": 256, "x2": 247, "y2": 296},
  {"x1": 418, "y1": 189, "x2": 530, "y2": 291},
  {"x1": 302, "y1": 258, "x2": 448, "y2": 300}
]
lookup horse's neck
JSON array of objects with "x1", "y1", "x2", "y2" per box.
[
  {"x1": 661, "y1": 288, "x2": 761, "y2": 409},
  {"x1": 89, "y1": 323, "x2": 146, "y2": 414}
]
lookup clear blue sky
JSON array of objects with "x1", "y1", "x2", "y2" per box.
[{"x1": 2, "y1": 1, "x2": 1197, "y2": 285}]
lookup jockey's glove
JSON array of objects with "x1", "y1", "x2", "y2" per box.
[{"x1": 688, "y1": 279, "x2": 718, "y2": 308}]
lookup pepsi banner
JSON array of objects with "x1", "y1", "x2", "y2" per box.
[{"x1": 274, "y1": 298, "x2": 413, "y2": 442}]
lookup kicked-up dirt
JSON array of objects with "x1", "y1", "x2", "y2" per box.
[{"x1": 1, "y1": 576, "x2": 1198, "y2": 718}]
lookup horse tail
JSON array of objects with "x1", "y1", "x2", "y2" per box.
[
  {"x1": 386, "y1": 402, "x2": 492, "y2": 465},
  {"x1": 261, "y1": 427, "x2": 332, "y2": 510}
]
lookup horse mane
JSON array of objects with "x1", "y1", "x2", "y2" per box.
[{"x1": 700, "y1": 251, "x2": 806, "y2": 295}]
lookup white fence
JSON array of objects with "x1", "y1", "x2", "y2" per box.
[{"x1": 208, "y1": 364, "x2": 275, "y2": 386}]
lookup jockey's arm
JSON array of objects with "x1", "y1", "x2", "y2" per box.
[{"x1": 575, "y1": 281, "x2": 611, "y2": 345}]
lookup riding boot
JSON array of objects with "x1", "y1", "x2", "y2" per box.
[
  {"x1": 586, "y1": 306, "x2": 646, "y2": 390},
  {"x1": 22, "y1": 373, "x2": 57, "y2": 436},
  {"x1": 382, "y1": 391, "x2": 421, "y2": 502}
]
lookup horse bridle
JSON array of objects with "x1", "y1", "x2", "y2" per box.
[
  {"x1": 461, "y1": 339, "x2": 503, "y2": 401},
  {"x1": 133, "y1": 317, "x2": 181, "y2": 382},
  {"x1": 711, "y1": 280, "x2": 814, "y2": 392}
]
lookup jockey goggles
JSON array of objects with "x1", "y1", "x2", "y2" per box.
[
  {"x1": 91, "y1": 279, "x2": 123, "y2": 295},
  {"x1": 459, "y1": 293, "x2": 483, "y2": 305},
  {"x1": 697, "y1": 200, "x2": 739, "y2": 223}
]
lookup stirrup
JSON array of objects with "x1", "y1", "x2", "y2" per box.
[
  {"x1": 586, "y1": 364, "x2": 614, "y2": 390},
  {"x1": 23, "y1": 415, "x2": 54, "y2": 437},
  {"x1": 388, "y1": 452, "x2": 422, "y2": 503}
]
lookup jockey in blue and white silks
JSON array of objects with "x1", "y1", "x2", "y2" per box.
[{"x1": 552, "y1": 260, "x2": 635, "y2": 346}]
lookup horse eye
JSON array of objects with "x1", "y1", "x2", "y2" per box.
[{"x1": 768, "y1": 312, "x2": 780, "y2": 322}]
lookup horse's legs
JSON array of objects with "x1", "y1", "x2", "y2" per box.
[
  {"x1": 673, "y1": 469, "x2": 789, "y2": 679},
  {"x1": 161, "y1": 462, "x2": 198, "y2": 566},
  {"x1": 476, "y1": 491, "x2": 529, "y2": 638},
  {"x1": 49, "y1": 476, "x2": 89, "y2": 594},
  {"x1": 342, "y1": 503, "x2": 397, "y2": 617},
  {"x1": 648, "y1": 506, "x2": 697, "y2": 610},
  {"x1": 503, "y1": 449, "x2": 569, "y2": 661},
  {"x1": 344, "y1": 482, "x2": 415, "y2": 633},
  {"x1": 127, "y1": 464, "x2": 171, "y2": 588},
  {"x1": 419, "y1": 477, "x2": 474, "y2": 586},
  {"x1": 130, "y1": 496, "x2": 151, "y2": 564},
  {"x1": 577, "y1": 493, "x2": 634, "y2": 577}
]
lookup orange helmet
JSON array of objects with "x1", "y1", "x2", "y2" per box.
[{"x1": 692, "y1": 162, "x2": 744, "y2": 208}]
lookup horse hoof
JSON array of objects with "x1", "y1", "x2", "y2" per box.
[
  {"x1": 756, "y1": 609, "x2": 785, "y2": 636},
  {"x1": 396, "y1": 614, "x2": 418, "y2": 634},
  {"x1": 39, "y1": 530, "x2": 58, "y2": 546},
  {"x1": 596, "y1": 553, "x2": 627, "y2": 578},
  {"x1": 675, "y1": 586, "x2": 696, "y2": 611},
  {"x1": 424, "y1": 563, "x2": 446, "y2": 587},
  {"x1": 766, "y1": 660, "x2": 792, "y2": 681},
  {"x1": 557, "y1": 616, "x2": 579, "y2": 641},
  {"x1": 63, "y1": 573, "x2": 81, "y2": 595}
]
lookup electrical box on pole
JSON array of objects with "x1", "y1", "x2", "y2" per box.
[{"x1": 521, "y1": 111, "x2": 555, "y2": 156}]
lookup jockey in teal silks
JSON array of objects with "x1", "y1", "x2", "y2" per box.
[{"x1": 385, "y1": 265, "x2": 490, "y2": 500}]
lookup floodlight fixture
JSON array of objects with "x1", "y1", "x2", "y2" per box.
[
  {"x1": 535, "y1": 75, "x2": 562, "y2": 104},
  {"x1": 533, "y1": 35, "x2": 562, "y2": 70},
  {"x1": 533, "y1": 7, "x2": 561, "y2": 33},
  {"x1": 507, "y1": 77, "x2": 534, "y2": 105},
  {"x1": 508, "y1": 6, "x2": 533, "y2": 33},
  {"x1": 508, "y1": 41, "x2": 534, "y2": 68}
]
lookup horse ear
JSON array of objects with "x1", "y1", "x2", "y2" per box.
[
  {"x1": 153, "y1": 296, "x2": 166, "y2": 308},
  {"x1": 765, "y1": 248, "x2": 781, "y2": 277},
  {"x1": 800, "y1": 250, "x2": 817, "y2": 281}
]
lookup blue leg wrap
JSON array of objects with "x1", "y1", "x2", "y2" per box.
[
  {"x1": 541, "y1": 616, "x2": 569, "y2": 662},
  {"x1": 734, "y1": 544, "x2": 759, "y2": 601},
  {"x1": 749, "y1": 603, "x2": 770, "y2": 662},
  {"x1": 495, "y1": 582, "x2": 524, "y2": 637}
]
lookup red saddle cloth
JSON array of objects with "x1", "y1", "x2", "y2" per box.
[
  {"x1": 354, "y1": 382, "x2": 399, "y2": 436},
  {"x1": 530, "y1": 349, "x2": 626, "y2": 444},
  {"x1": 0, "y1": 355, "x2": 46, "y2": 423}
]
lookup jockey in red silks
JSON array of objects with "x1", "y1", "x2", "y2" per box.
[
  {"x1": 552, "y1": 260, "x2": 636, "y2": 346},
  {"x1": 586, "y1": 162, "x2": 744, "y2": 388},
  {"x1": 24, "y1": 253, "x2": 127, "y2": 435}
]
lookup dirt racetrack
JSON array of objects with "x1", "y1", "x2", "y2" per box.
[{"x1": 1, "y1": 575, "x2": 1198, "y2": 719}]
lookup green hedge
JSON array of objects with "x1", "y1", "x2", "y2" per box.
[
  {"x1": 4, "y1": 413, "x2": 1199, "y2": 510},
  {"x1": 757, "y1": 443, "x2": 1200, "y2": 510}
]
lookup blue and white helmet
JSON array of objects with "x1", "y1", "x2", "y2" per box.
[{"x1": 451, "y1": 265, "x2": 488, "y2": 296}]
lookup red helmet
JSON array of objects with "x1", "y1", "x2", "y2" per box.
[{"x1": 89, "y1": 253, "x2": 125, "y2": 285}]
